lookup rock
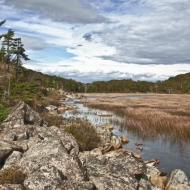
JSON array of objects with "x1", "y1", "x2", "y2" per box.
[
  {"x1": 165, "y1": 169, "x2": 190, "y2": 190},
  {"x1": 1, "y1": 101, "x2": 46, "y2": 128},
  {"x1": 135, "y1": 142, "x2": 143, "y2": 146},
  {"x1": 131, "y1": 151, "x2": 142, "y2": 159},
  {"x1": 110, "y1": 134, "x2": 122, "y2": 150},
  {"x1": 101, "y1": 123, "x2": 114, "y2": 130},
  {"x1": 79, "y1": 148, "x2": 102, "y2": 163},
  {"x1": 155, "y1": 158, "x2": 160, "y2": 164},
  {"x1": 15, "y1": 127, "x2": 85, "y2": 189},
  {"x1": 85, "y1": 151, "x2": 149, "y2": 189},
  {"x1": 121, "y1": 135, "x2": 129, "y2": 143},
  {"x1": 3, "y1": 151, "x2": 22, "y2": 169},
  {"x1": 145, "y1": 160, "x2": 157, "y2": 167},
  {"x1": 139, "y1": 178, "x2": 162, "y2": 190},
  {"x1": 45, "y1": 105, "x2": 58, "y2": 114},
  {"x1": 56, "y1": 180, "x2": 96, "y2": 190},
  {"x1": 95, "y1": 126, "x2": 112, "y2": 144},
  {"x1": 24, "y1": 163, "x2": 63, "y2": 190},
  {"x1": 146, "y1": 166, "x2": 167, "y2": 190},
  {"x1": 3, "y1": 133, "x2": 17, "y2": 142},
  {"x1": 57, "y1": 106, "x2": 65, "y2": 113},
  {"x1": 17, "y1": 132, "x2": 29, "y2": 140},
  {"x1": 0, "y1": 141, "x2": 22, "y2": 164},
  {"x1": 0, "y1": 184, "x2": 24, "y2": 190}
]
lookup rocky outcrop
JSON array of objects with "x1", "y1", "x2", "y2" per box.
[
  {"x1": 165, "y1": 169, "x2": 190, "y2": 190},
  {"x1": 83, "y1": 149, "x2": 158, "y2": 190},
  {"x1": 0, "y1": 101, "x2": 189, "y2": 190},
  {"x1": 1, "y1": 101, "x2": 47, "y2": 128},
  {"x1": 95, "y1": 125, "x2": 122, "y2": 154}
]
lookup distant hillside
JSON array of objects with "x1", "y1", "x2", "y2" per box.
[{"x1": 85, "y1": 73, "x2": 190, "y2": 94}]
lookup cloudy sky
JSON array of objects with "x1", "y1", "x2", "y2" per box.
[{"x1": 0, "y1": 0, "x2": 190, "y2": 83}]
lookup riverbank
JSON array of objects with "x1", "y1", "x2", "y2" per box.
[{"x1": 0, "y1": 94, "x2": 190, "y2": 189}]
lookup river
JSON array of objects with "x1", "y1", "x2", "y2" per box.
[{"x1": 62, "y1": 96, "x2": 190, "y2": 178}]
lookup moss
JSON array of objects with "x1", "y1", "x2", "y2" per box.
[{"x1": 0, "y1": 168, "x2": 27, "y2": 184}]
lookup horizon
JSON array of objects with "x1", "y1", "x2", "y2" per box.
[{"x1": 0, "y1": 0, "x2": 190, "y2": 83}]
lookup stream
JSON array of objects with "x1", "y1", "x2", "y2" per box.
[{"x1": 62, "y1": 96, "x2": 190, "y2": 178}]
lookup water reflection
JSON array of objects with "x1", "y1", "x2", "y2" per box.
[{"x1": 62, "y1": 101, "x2": 190, "y2": 178}]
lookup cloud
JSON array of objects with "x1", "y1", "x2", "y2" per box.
[
  {"x1": 1, "y1": 0, "x2": 190, "y2": 83},
  {"x1": 83, "y1": 33, "x2": 92, "y2": 42},
  {"x1": 3, "y1": 0, "x2": 105, "y2": 23},
  {"x1": 15, "y1": 34, "x2": 46, "y2": 50}
]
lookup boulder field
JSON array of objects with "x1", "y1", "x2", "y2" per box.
[{"x1": 0, "y1": 101, "x2": 189, "y2": 190}]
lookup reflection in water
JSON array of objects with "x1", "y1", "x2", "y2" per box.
[{"x1": 62, "y1": 101, "x2": 190, "y2": 178}]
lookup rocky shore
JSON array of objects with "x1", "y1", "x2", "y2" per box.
[{"x1": 0, "y1": 99, "x2": 190, "y2": 190}]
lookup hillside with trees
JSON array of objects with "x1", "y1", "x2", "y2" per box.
[{"x1": 0, "y1": 20, "x2": 85, "y2": 106}]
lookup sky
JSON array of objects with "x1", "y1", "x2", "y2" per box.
[{"x1": 0, "y1": 0, "x2": 190, "y2": 83}]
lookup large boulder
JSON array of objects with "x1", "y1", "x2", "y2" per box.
[
  {"x1": 84, "y1": 149, "x2": 159, "y2": 190},
  {"x1": 165, "y1": 169, "x2": 190, "y2": 190},
  {"x1": 11, "y1": 126, "x2": 84, "y2": 190},
  {"x1": 1, "y1": 101, "x2": 47, "y2": 128}
]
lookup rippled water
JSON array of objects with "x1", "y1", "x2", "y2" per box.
[{"x1": 62, "y1": 98, "x2": 190, "y2": 178}]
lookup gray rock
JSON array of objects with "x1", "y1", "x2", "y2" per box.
[
  {"x1": 3, "y1": 151, "x2": 23, "y2": 169},
  {"x1": 17, "y1": 132, "x2": 29, "y2": 140},
  {"x1": 45, "y1": 105, "x2": 58, "y2": 114},
  {"x1": 14, "y1": 127, "x2": 86, "y2": 189},
  {"x1": 24, "y1": 163, "x2": 63, "y2": 190},
  {"x1": 3, "y1": 133, "x2": 17, "y2": 142},
  {"x1": 56, "y1": 180, "x2": 95, "y2": 190},
  {"x1": 85, "y1": 151, "x2": 146, "y2": 190},
  {"x1": 0, "y1": 184, "x2": 24, "y2": 190},
  {"x1": 165, "y1": 169, "x2": 190, "y2": 190},
  {"x1": 139, "y1": 178, "x2": 161, "y2": 190},
  {"x1": 0, "y1": 141, "x2": 22, "y2": 164},
  {"x1": 110, "y1": 134, "x2": 122, "y2": 149},
  {"x1": 2, "y1": 101, "x2": 46, "y2": 128}
]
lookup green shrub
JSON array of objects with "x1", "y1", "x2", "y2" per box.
[
  {"x1": 65, "y1": 119, "x2": 101, "y2": 151},
  {"x1": 0, "y1": 104, "x2": 11, "y2": 123},
  {"x1": 0, "y1": 168, "x2": 26, "y2": 184}
]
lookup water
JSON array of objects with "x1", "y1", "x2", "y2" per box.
[{"x1": 62, "y1": 99, "x2": 190, "y2": 178}]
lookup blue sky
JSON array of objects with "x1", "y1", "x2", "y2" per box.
[{"x1": 1, "y1": 0, "x2": 190, "y2": 83}]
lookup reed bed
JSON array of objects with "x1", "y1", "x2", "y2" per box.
[{"x1": 84, "y1": 94, "x2": 190, "y2": 142}]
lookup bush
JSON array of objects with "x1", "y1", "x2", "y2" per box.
[
  {"x1": 40, "y1": 112, "x2": 65, "y2": 127},
  {"x1": 0, "y1": 168, "x2": 26, "y2": 184},
  {"x1": 65, "y1": 118, "x2": 101, "y2": 151},
  {"x1": 0, "y1": 104, "x2": 11, "y2": 123}
]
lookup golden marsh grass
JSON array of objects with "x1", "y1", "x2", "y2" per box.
[{"x1": 81, "y1": 94, "x2": 190, "y2": 142}]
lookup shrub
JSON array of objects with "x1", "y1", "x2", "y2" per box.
[
  {"x1": 0, "y1": 168, "x2": 26, "y2": 184},
  {"x1": 0, "y1": 104, "x2": 11, "y2": 123},
  {"x1": 65, "y1": 118, "x2": 101, "y2": 151},
  {"x1": 40, "y1": 112, "x2": 65, "y2": 127}
]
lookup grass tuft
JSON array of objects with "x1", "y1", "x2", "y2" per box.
[{"x1": 0, "y1": 168, "x2": 26, "y2": 184}]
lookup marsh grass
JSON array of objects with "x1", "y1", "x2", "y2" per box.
[
  {"x1": 85, "y1": 94, "x2": 190, "y2": 142},
  {"x1": 0, "y1": 168, "x2": 26, "y2": 184}
]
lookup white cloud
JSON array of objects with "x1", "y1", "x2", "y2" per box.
[
  {"x1": 3, "y1": 0, "x2": 105, "y2": 23},
  {"x1": 1, "y1": 0, "x2": 190, "y2": 82}
]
